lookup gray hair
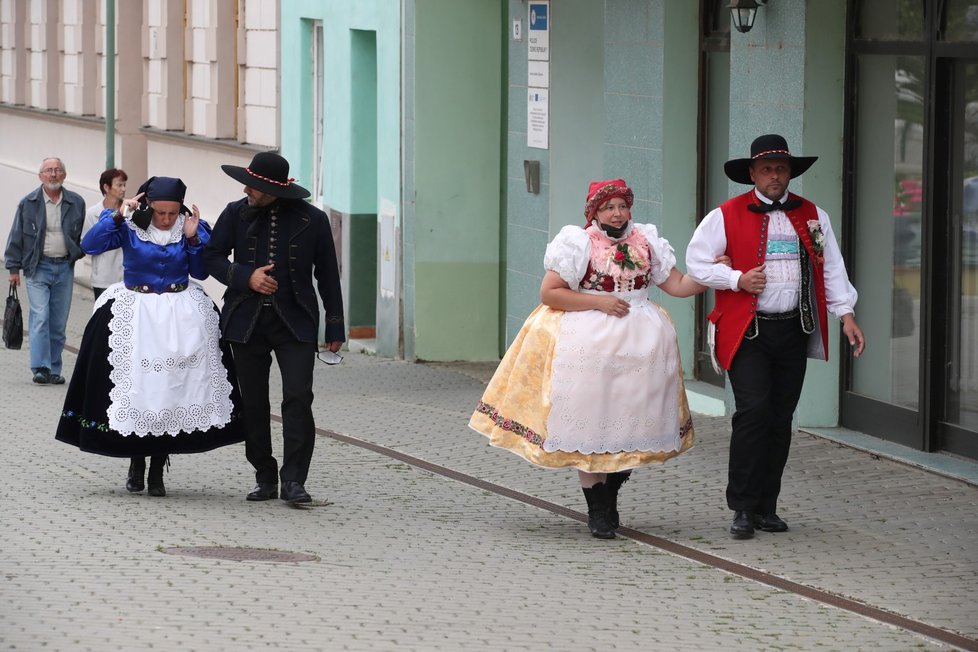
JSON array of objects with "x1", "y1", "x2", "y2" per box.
[{"x1": 38, "y1": 157, "x2": 66, "y2": 174}]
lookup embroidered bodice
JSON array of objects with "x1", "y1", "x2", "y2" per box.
[
  {"x1": 82, "y1": 209, "x2": 211, "y2": 292},
  {"x1": 544, "y1": 222, "x2": 676, "y2": 294}
]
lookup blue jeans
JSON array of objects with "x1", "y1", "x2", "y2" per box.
[{"x1": 25, "y1": 257, "x2": 74, "y2": 375}]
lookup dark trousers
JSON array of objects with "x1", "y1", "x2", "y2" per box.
[
  {"x1": 231, "y1": 308, "x2": 317, "y2": 485},
  {"x1": 725, "y1": 318, "x2": 808, "y2": 514}
]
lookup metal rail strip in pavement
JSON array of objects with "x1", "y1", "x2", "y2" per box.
[{"x1": 281, "y1": 417, "x2": 978, "y2": 652}]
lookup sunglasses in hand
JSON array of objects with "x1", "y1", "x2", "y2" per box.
[{"x1": 317, "y1": 349, "x2": 344, "y2": 366}]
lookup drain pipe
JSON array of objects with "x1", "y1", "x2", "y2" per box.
[{"x1": 104, "y1": 0, "x2": 115, "y2": 168}]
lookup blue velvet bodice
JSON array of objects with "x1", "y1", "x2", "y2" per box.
[{"x1": 81, "y1": 209, "x2": 211, "y2": 293}]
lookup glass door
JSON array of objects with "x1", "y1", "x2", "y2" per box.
[
  {"x1": 844, "y1": 0, "x2": 978, "y2": 459},
  {"x1": 939, "y1": 58, "x2": 978, "y2": 455}
]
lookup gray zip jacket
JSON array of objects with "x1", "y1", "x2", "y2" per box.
[{"x1": 4, "y1": 185, "x2": 86, "y2": 277}]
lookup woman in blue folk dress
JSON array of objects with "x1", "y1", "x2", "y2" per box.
[{"x1": 56, "y1": 177, "x2": 245, "y2": 497}]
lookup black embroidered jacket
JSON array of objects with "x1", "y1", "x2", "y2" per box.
[{"x1": 204, "y1": 197, "x2": 345, "y2": 345}]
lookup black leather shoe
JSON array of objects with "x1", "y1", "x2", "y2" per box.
[
  {"x1": 48, "y1": 374, "x2": 65, "y2": 385},
  {"x1": 730, "y1": 510, "x2": 755, "y2": 539},
  {"x1": 32, "y1": 368, "x2": 51, "y2": 384},
  {"x1": 753, "y1": 513, "x2": 789, "y2": 532},
  {"x1": 246, "y1": 483, "x2": 279, "y2": 501},
  {"x1": 280, "y1": 481, "x2": 312, "y2": 504}
]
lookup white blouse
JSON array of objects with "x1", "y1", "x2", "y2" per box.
[{"x1": 543, "y1": 222, "x2": 677, "y2": 289}]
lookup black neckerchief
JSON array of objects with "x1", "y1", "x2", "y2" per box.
[{"x1": 243, "y1": 201, "x2": 279, "y2": 237}]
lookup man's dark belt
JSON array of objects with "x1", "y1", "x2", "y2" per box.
[
  {"x1": 756, "y1": 309, "x2": 800, "y2": 320},
  {"x1": 126, "y1": 282, "x2": 188, "y2": 294},
  {"x1": 41, "y1": 255, "x2": 71, "y2": 262}
]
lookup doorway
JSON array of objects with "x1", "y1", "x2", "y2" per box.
[{"x1": 844, "y1": 0, "x2": 978, "y2": 459}]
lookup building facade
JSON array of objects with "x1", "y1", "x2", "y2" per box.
[
  {"x1": 496, "y1": 0, "x2": 977, "y2": 460},
  {"x1": 0, "y1": 0, "x2": 281, "y2": 298},
  {"x1": 2, "y1": 0, "x2": 976, "y2": 461}
]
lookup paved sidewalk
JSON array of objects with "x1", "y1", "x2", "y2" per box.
[{"x1": 1, "y1": 286, "x2": 976, "y2": 651}]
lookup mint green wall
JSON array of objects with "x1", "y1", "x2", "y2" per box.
[
  {"x1": 549, "y1": 1, "x2": 604, "y2": 234},
  {"x1": 280, "y1": 1, "x2": 401, "y2": 355},
  {"x1": 658, "y1": 0, "x2": 700, "y2": 370},
  {"x1": 799, "y1": 0, "x2": 847, "y2": 426},
  {"x1": 410, "y1": 0, "x2": 502, "y2": 361},
  {"x1": 350, "y1": 29, "x2": 379, "y2": 210},
  {"x1": 504, "y1": 0, "x2": 550, "y2": 342},
  {"x1": 280, "y1": 1, "x2": 400, "y2": 216}
]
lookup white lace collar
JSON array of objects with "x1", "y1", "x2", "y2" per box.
[{"x1": 127, "y1": 215, "x2": 185, "y2": 246}]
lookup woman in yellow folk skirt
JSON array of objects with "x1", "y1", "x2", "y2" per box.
[{"x1": 470, "y1": 179, "x2": 725, "y2": 539}]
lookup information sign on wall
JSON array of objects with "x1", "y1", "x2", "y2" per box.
[
  {"x1": 527, "y1": 0, "x2": 550, "y2": 150},
  {"x1": 527, "y1": 1, "x2": 549, "y2": 61}
]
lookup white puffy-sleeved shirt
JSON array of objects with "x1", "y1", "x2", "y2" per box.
[
  {"x1": 544, "y1": 222, "x2": 676, "y2": 293},
  {"x1": 686, "y1": 189, "x2": 857, "y2": 318}
]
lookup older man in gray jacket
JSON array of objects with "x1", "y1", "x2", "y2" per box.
[{"x1": 5, "y1": 157, "x2": 86, "y2": 384}]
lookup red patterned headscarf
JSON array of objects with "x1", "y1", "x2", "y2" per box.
[{"x1": 584, "y1": 178, "x2": 634, "y2": 225}]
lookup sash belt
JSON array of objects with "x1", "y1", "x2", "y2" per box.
[{"x1": 126, "y1": 282, "x2": 188, "y2": 294}]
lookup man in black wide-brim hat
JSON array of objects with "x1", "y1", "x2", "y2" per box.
[
  {"x1": 204, "y1": 151, "x2": 345, "y2": 505},
  {"x1": 685, "y1": 134, "x2": 866, "y2": 539}
]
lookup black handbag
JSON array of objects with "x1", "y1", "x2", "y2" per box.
[{"x1": 3, "y1": 284, "x2": 24, "y2": 349}]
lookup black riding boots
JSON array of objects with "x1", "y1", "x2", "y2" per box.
[
  {"x1": 582, "y1": 483, "x2": 616, "y2": 539},
  {"x1": 147, "y1": 455, "x2": 168, "y2": 497},
  {"x1": 126, "y1": 457, "x2": 146, "y2": 492},
  {"x1": 605, "y1": 471, "x2": 632, "y2": 529}
]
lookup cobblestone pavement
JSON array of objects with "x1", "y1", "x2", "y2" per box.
[{"x1": 1, "y1": 287, "x2": 976, "y2": 651}]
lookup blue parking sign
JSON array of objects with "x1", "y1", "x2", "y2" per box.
[{"x1": 530, "y1": 4, "x2": 548, "y2": 30}]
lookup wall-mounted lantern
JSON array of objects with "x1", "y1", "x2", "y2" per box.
[{"x1": 728, "y1": 0, "x2": 769, "y2": 34}]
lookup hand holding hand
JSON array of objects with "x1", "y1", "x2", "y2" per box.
[
  {"x1": 715, "y1": 255, "x2": 732, "y2": 267},
  {"x1": 248, "y1": 264, "x2": 278, "y2": 295},
  {"x1": 183, "y1": 204, "x2": 200, "y2": 238},
  {"x1": 596, "y1": 295, "x2": 630, "y2": 318},
  {"x1": 738, "y1": 264, "x2": 767, "y2": 295}
]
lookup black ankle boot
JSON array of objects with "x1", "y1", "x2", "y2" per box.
[
  {"x1": 582, "y1": 484, "x2": 616, "y2": 539},
  {"x1": 147, "y1": 455, "x2": 167, "y2": 497},
  {"x1": 126, "y1": 458, "x2": 146, "y2": 492},
  {"x1": 605, "y1": 471, "x2": 632, "y2": 529}
]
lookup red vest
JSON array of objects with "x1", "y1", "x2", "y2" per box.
[{"x1": 708, "y1": 190, "x2": 829, "y2": 370}]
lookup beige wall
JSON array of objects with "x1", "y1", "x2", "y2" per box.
[{"x1": 0, "y1": 0, "x2": 281, "y2": 304}]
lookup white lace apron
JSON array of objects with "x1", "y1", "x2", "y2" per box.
[
  {"x1": 544, "y1": 289, "x2": 682, "y2": 455},
  {"x1": 96, "y1": 281, "x2": 235, "y2": 437}
]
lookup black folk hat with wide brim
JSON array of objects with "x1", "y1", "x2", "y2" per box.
[
  {"x1": 221, "y1": 151, "x2": 311, "y2": 200},
  {"x1": 724, "y1": 134, "x2": 818, "y2": 185}
]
